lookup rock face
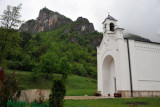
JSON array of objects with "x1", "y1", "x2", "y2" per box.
[
  {"x1": 19, "y1": 8, "x2": 95, "y2": 34},
  {"x1": 19, "y1": 7, "x2": 73, "y2": 34},
  {"x1": 19, "y1": 19, "x2": 36, "y2": 34},
  {"x1": 75, "y1": 17, "x2": 95, "y2": 33}
]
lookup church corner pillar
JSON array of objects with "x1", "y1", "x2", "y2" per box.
[{"x1": 97, "y1": 47, "x2": 101, "y2": 92}]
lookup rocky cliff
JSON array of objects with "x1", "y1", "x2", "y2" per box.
[
  {"x1": 74, "y1": 17, "x2": 95, "y2": 33},
  {"x1": 19, "y1": 7, "x2": 95, "y2": 34},
  {"x1": 19, "y1": 8, "x2": 72, "y2": 33}
]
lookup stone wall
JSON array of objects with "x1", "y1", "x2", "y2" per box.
[
  {"x1": 118, "y1": 90, "x2": 160, "y2": 97},
  {"x1": 19, "y1": 89, "x2": 51, "y2": 104}
]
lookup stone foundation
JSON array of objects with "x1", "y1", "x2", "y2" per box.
[{"x1": 118, "y1": 90, "x2": 160, "y2": 97}]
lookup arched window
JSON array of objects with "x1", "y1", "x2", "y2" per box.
[{"x1": 110, "y1": 23, "x2": 114, "y2": 31}]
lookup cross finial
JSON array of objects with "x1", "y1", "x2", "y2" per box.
[{"x1": 108, "y1": 12, "x2": 110, "y2": 16}]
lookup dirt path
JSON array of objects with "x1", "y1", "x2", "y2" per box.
[{"x1": 65, "y1": 96, "x2": 113, "y2": 100}]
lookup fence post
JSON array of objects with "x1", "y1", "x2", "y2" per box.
[
  {"x1": 30, "y1": 102, "x2": 33, "y2": 107},
  {"x1": 44, "y1": 102, "x2": 48, "y2": 107},
  {"x1": 21, "y1": 101, "x2": 26, "y2": 107},
  {"x1": 17, "y1": 100, "x2": 20, "y2": 107},
  {"x1": 7, "y1": 100, "x2": 12, "y2": 107},
  {"x1": 12, "y1": 100, "x2": 16, "y2": 107}
]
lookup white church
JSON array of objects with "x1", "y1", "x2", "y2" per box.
[{"x1": 97, "y1": 15, "x2": 160, "y2": 97}]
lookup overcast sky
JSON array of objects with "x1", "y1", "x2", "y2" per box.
[{"x1": 0, "y1": 0, "x2": 160, "y2": 42}]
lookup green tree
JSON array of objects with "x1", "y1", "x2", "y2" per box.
[
  {"x1": 58, "y1": 57, "x2": 70, "y2": 80},
  {"x1": 20, "y1": 32, "x2": 32, "y2": 48},
  {"x1": 39, "y1": 51, "x2": 58, "y2": 78},
  {"x1": 21, "y1": 54, "x2": 35, "y2": 71},
  {"x1": 0, "y1": 28, "x2": 22, "y2": 65},
  {"x1": 49, "y1": 78, "x2": 66, "y2": 107},
  {"x1": 0, "y1": 4, "x2": 22, "y2": 29}
]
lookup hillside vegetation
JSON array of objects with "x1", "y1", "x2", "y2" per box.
[{"x1": 0, "y1": 26, "x2": 102, "y2": 78}]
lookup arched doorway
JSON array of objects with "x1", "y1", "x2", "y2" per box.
[{"x1": 102, "y1": 55, "x2": 116, "y2": 96}]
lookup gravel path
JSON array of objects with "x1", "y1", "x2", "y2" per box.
[{"x1": 65, "y1": 96, "x2": 114, "y2": 100}]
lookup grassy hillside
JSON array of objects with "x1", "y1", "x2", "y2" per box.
[{"x1": 5, "y1": 69, "x2": 97, "y2": 96}]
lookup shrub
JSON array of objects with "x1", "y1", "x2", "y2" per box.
[
  {"x1": 49, "y1": 78, "x2": 66, "y2": 107},
  {"x1": 0, "y1": 72, "x2": 21, "y2": 107}
]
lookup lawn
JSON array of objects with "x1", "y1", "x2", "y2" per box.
[
  {"x1": 5, "y1": 69, "x2": 97, "y2": 96},
  {"x1": 66, "y1": 75, "x2": 97, "y2": 96},
  {"x1": 65, "y1": 98, "x2": 160, "y2": 107},
  {"x1": 25, "y1": 97, "x2": 160, "y2": 107}
]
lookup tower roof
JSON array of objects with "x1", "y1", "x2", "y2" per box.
[{"x1": 102, "y1": 14, "x2": 117, "y2": 24}]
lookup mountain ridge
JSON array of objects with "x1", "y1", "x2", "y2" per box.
[{"x1": 19, "y1": 7, "x2": 95, "y2": 34}]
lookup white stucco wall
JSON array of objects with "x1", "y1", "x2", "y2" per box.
[
  {"x1": 118, "y1": 40, "x2": 131, "y2": 91},
  {"x1": 128, "y1": 40, "x2": 160, "y2": 91}
]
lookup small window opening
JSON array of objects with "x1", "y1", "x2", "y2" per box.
[{"x1": 110, "y1": 23, "x2": 114, "y2": 31}]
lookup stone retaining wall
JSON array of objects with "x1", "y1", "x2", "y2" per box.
[{"x1": 19, "y1": 89, "x2": 51, "y2": 104}]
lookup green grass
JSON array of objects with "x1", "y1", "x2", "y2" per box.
[
  {"x1": 65, "y1": 98, "x2": 160, "y2": 107},
  {"x1": 5, "y1": 69, "x2": 97, "y2": 96},
  {"x1": 26, "y1": 98, "x2": 160, "y2": 107},
  {"x1": 66, "y1": 75, "x2": 96, "y2": 96}
]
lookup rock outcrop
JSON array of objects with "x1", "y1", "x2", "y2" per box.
[
  {"x1": 19, "y1": 7, "x2": 73, "y2": 34},
  {"x1": 74, "y1": 17, "x2": 95, "y2": 33},
  {"x1": 19, "y1": 8, "x2": 96, "y2": 34}
]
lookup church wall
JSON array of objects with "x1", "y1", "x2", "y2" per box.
[
  {"x1": 133, "y1": 41, "x2": 160, "y2": 90},
  {"x1": 118, "y1": 40, "x2": 160, "y2": 97},
  {"x1": 117, "y1": 39, "x2": 131, "y2": 91}
]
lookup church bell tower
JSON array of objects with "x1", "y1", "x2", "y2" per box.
[{"x1": 102, "y1": 14, "x2": 118, "y2": 34}]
